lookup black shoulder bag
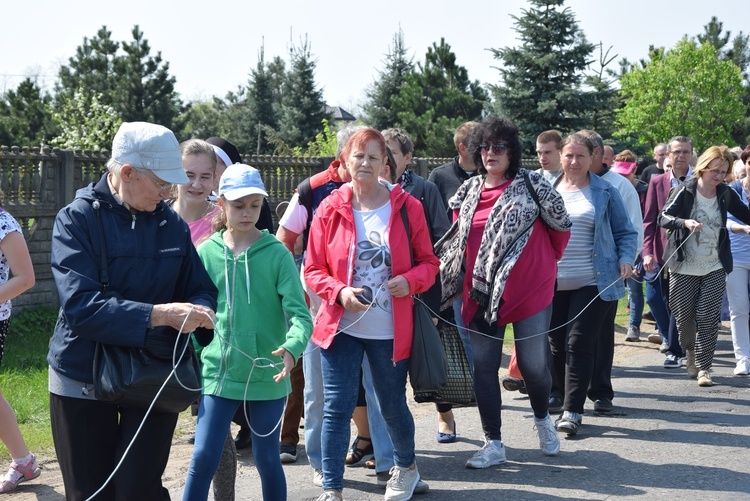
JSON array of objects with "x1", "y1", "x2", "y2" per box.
[
  {"x1": 400, "y1": 205, "x2": 448, "y2": 394},
  {"x1": 90, "y1": 201, "x2": 203, "y2": 414}
]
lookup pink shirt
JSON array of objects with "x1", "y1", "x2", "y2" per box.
[
  {"x1": 459, "y1": 182, "x2": 565, "y2": 326},
  {"x1": 188, "y1": 205, "x2": 220, "y2": 247}
]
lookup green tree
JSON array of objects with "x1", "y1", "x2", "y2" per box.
[
  {"x1": 363, "y1": 29, "x2": 414, "y2": 131},
  {"x1": 392, "y1": 38, "x2": 486, "y2": 157},
  {"x1": 56, "y1": 25, "x2": 184, "y2": 136},
  {"x1": 240, "y1": 45, "x2": 282, "y2": 155},
  {"x1": 616, "y1": 39, "x2": 745, "y2": 152},
  {"x1": 489, "y1": 0, "x2": 594, "y2": 153},
  {"x1": 696, "y1": 16, "x2": 750, "y2": 144},
  {"x1": 0, "y1": 78, "x2": 55, "y2": 147},
  {"x1": 56, "y1": 26, "x2": 119, "y2": 105},
  {"x1": 50, "y1": 87, "x2": 122, "y2": 150},
  {"x1": 277, "y1": 38, "x2": 328, "y2": 148},
  {"x1": 114, "y1": 26, "x2": 184, "y2": 133}
]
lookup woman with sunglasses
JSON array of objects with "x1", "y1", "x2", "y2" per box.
[
  {"x1": 437, "y1": 116, "x2": 571, "y2": 468},
  {"x1": 548, "y1": 133, "x2": 637, "y2": 435}
]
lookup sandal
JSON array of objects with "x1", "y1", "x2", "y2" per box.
[{"x1": 345, "y1": 435, "x2": 374, "y2": 465}]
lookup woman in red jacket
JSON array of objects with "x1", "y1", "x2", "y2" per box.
[{"x1": 304, "y1": 128, "x2": 439, "y2": 501}]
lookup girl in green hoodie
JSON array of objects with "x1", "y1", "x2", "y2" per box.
[{"x1": 184, "y1": 164, "x2": 312, "y2": 501}]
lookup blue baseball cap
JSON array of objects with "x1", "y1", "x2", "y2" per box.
[{"x1": 219, "y1": 164, "x2": 268, "y2": 201}]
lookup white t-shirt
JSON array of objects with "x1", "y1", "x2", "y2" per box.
[
  {"x1": 0, "y1": 210, "x2": 23, "y2": 321},
  {"x1": 339, "y1": 202, "x2": 395, "y2": 340}
]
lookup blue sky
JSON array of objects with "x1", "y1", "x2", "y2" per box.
[{"x1": 2, "y1": 0, "x2": 747, "y2": 113}]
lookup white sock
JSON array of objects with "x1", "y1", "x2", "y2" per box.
[{"x1": 11, "y1": 453, "x2": 32, "y2": 465}]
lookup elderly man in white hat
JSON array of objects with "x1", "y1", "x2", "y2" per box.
[{"x1": 48, "y1": 122, "x2": 218, "y2": 500}]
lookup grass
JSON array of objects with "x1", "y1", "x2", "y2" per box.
[{"x1": 0, "y1": 306, "x2": 57, "y2": 456}]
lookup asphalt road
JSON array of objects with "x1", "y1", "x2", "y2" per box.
[{"x1": 215, "y1": 324, "x2": 750, "y2": 500}]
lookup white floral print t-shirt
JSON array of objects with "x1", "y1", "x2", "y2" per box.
[
  {"x1": 0, "y1": 210, "x2": 23, "y2": 320},
  {"x1": 339, "y1": 201, "x2": 395, "y2": 340}
]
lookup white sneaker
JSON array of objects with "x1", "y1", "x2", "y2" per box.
[
  {"x1": 534, "y1": 415, "x2": 560, "y2": 456},
  {"x1": 465, "y1": 439, "x2": 507, "y2": 469},
  {"x1": 384, "y1": 464, "x2": 420, "y2": 501},
  {"x1": 312, "y1": 468, "x2": 323, "y2": 487},
  {"x1": 734, "y1": 357, "x2": 750, "y2": 375}
]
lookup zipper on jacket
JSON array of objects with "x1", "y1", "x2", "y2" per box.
[{"x1": 131, "y1": 214, "x2": 136, "y2": 229}]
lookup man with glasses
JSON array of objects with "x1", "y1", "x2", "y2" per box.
[
  {"x1": 48, "y1": 121, "x2": 217, "y2": 500},
  {"x1": 640, "y1": 143, "x2": 669, "y2": 185},
  {"x1": 643, "y1": 136, "x2": 693, "y2": 369}
]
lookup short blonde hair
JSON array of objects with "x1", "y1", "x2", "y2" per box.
[{"x1": 693, "y1": 145, "x2": 733, "y2": 178}]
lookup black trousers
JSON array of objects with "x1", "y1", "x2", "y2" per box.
[
  {"x1": 549, "y1": 287, "x2": 617, "y2": 414},
  {"x1": 50, "y1": 393, "x2": 178, "y2": 501},
  {"x1": 587, "y1": 300, "x2": 618, "y2": 402}
]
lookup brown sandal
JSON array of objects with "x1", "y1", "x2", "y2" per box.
[{"x1": 345, "y1": 435, "x2": 374, "y2": 465}]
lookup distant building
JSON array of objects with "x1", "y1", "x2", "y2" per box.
[{"x1": 325, "y1": 105, "x2": 356, "y2": 126}]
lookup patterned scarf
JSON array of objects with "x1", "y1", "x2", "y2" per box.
[{"x1": 436, "y1": 169, "x2": 571, "y2": 323}]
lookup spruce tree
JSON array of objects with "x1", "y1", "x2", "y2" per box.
[
  {"x1": 363, "y1": 29, "x2": 414, "y2": 131},
  {"x1": 277, "y1": 37, "x2": 328, "y2": 149},
  {"x1": 391, "y1": 38, "x2": 486, "y2": 157},
  {"x1": 489, "y1": 0, "x2": 594, "y2": 152}
]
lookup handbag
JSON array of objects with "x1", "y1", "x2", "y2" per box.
[
  {"x1": 400, "y1": 206, "x2": 448, "y2": 394},
  {"x1": 413, "y1": 321, "x2": 476, "y2": 407},
  {"x1": 90, "y1": 200, "x2": 202, "y2": 414}
]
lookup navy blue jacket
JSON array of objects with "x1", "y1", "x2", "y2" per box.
[{"x1": 48, "y1": 175, "x2": 218, "y2": 383}]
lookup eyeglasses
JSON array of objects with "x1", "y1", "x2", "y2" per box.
[
  {"x1": 479, "y1": 144, "x2": 509, "y2": 155},
  {"x1": 138, "y1": 169, "x2": 173, "y2": 192},
  {"x1": 670, "y1": 149, "x2": 691, "y2": 156}
]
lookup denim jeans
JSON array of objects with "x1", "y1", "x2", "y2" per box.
[
  {"x1": 303, "y1": 340, "x2": 394, "y2": 473},
  {"x1": 468, "y1": 304, "x2": 553, "y2": 441},
  {"x1": 303, "y1": 339, "x2": 324, "y2": 471},
  {"x1": 184, "y1": 395, "x2": 286, "y2": 501},
  {"x1": 645, "y1": 267, "x2": 670, "y2": 336},
  {"x1": 361, "y1": 353, "x2": 395, "y2": 473},
  {"x1": 627, "y1": 277, "x2": 645, "y2": 328},
  {"x1": 320, "y1": 333, "x2": 414, "y2": 492}
]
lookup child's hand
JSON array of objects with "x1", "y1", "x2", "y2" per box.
[{"x1": 271, "y1": 347, "x2": 295, "y2": 382}]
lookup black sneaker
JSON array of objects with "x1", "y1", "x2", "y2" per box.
[
  {"x1": 501, "y1": 376, "x2": 526, "y2": 393},
  {"x1": 280, "y1": 443, "x2": 297, "y2": 463},
  {"x1": 593, "y1": 398, "x2": 613, "y2": 413}
]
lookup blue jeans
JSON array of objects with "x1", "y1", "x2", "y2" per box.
[
  {"x1": 468, "y1": 304, "x2": 553, "y2": 441},
  {"x1": 184, "y1": 395, "x2": 286, "y2": 501},
  {"x1": 303, "y1": 340, "x2": 324, "y2": 470},
  {"x1": 320, "y1": 334, "x2": 414, "y2": 492},
  {"x1": 361, "y1": 353, "x2": 395, "y2": 473},
  {"x1": 645, "y1": 268, "x2": 670, "y2": 336},
  {"x1": 627, "y1": 277, "x2": 645, "y2": 328},
  {"x1": 303, "y1": 340, "x2": 394, "y2": 472}
]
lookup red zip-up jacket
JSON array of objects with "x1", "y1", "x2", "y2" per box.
[{"x1": 304, "y1": 182, "x2": 440, "y2": 362}]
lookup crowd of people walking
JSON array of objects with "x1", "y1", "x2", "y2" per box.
[{"x1": 0, "y1": 116, "x2": 744, "y2": 500}]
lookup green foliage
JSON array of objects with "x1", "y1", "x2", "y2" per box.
[
  {"x1": 55, "y1": 25, "x2": 185, "y2": 139},
  {"x1": 489, "y1": 0, "x2": 594, "y2": 153},
  {"x1": 364, "y1": 29, "x2": 414, "y2": 132},
  {"x1": 391, "y1": 38, "x2": 486, "y2": 157},
  {"x1": 0, "y1": 78, "x2": 56, "y2": 147},
  {"x1": 616, "y1": 39, "x2": 745, "y2": 152},
  {"x1": 0, "y1": 307, "x2": 59, "y2": 455},
  {"x1": 583, "y1": 44, "x2": 621, "y2": 141},
  {"x1": 51, "y1": 87, "x2": 122, "y2": 150},
  {"x1": 304, "y1": 119, "x2": 338, "y2": 156},
  {"x1": 277, "y1": 37, "x2": 329, "y2": 149}
]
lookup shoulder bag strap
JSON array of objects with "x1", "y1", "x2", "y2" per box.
[{"x1": 92, "y1": 201, "x2": 109, "y2": 294}]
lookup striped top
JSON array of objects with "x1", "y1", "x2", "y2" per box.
[{"x1": 557, "y1": 186, "x2": 597, "y2": 291}]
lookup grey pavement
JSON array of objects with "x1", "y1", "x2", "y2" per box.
[{"x1": 176, "y1": 323, "x2": 750, "y2": 500}]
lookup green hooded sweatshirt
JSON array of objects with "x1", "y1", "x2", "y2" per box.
[{"x1": 197, "y1": 229, "x2": 312, "y2": 401}]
